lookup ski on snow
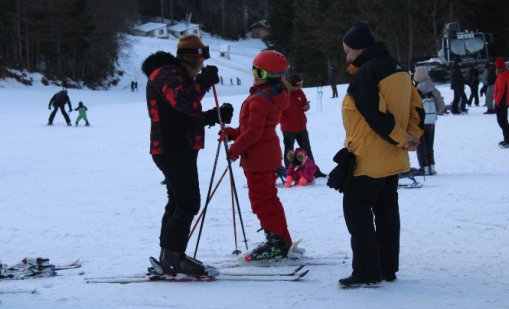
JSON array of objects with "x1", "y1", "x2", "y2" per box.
[
  {"x1": 85, "y1": 270, "x2": 309, "y2": 284},
  {"x1": 85, "y1": 258, "x2": 309, "y2": 284},
  {"x1": 0, "y1": 258, "x2": 82, "y2": 280}
]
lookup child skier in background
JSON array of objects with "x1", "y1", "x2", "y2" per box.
[
  {"x1": 413, "y1": 67, "x2": 445, "y2": 175},
  {"x1": 284, "y1": 148, "x2": 317, "y2": 188},
  {"x1": 74, "y1": 102, "x2": 90, "y2": 126}
]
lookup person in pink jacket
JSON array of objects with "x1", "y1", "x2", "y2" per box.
[{"x1": 284, "y1": 148, "x2": 318, "y2": 188}]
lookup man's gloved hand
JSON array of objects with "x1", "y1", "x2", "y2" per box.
[
  {"x1": 204, "y1": 103, "x2": 233, "y2": 127},
  {"x1": 219, "y1": 103, "x2": 233, "y2": 124},
  {"x1": 195, "y1": 65, "x2": 219, "y2": 90},
  {"x1": 48, "y1": 106, "x2": 51, "y2": 110}
]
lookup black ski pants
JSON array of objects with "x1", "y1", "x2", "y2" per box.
[
  {"x1": 452, "y1": 88, "x2": 468, "y2": 113},
  {"x1": 152, "y1": 150, "x2": 200, "y2": 253},
  {"x1": 495, "y1": 103, "x2": 509, "y2": 143},
  {"x1": 417, "y1": 124, "x2": 436, "y2": 167},
  {"x1": 342, "y1": 174, "x2": 400, "y2": 280},
  {"x1": 467, "y1": 82, "x2": 480, "y2": 106},
  {"x1": 48, "y1": 106, "x2": 71, "y2": 124},
  {"x1": 331, "y1": 84, "x2": 338, "y2": 98}
]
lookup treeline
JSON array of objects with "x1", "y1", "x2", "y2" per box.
[
  {"x1": 266, "y1": 0, "x2": 509, "y2": 85},
  {"x1": 1, "y1": 0, "x2": 508, "y2": 87},
  {"x1": 0, "y1": 0, "x2": 136, "y2": 87}
]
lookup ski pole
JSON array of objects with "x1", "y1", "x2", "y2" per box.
[
  {"x1": 230, "y1": 173, "x2": 239, "y2": 255},
  {"x1": 212, "y1": 85, "x2": 249, "y2": 252},
  {"x1": 192, "y1": 139, "x2": 222, "y2": 258},
  {"x1": 189, "y1": 165, "x2": 228, "y2": 243}
]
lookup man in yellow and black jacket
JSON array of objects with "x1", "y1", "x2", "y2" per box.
[{"x1": 337, "y1": 21, "x2": 424, "y2": 288}]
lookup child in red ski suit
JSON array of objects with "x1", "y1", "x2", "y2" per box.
[
  {"x1": 284, "y1": 148, "x2": 317, "y2": 188},
  {"x1": 222, "y1": 50, "x2": 294, "y2": 262}
]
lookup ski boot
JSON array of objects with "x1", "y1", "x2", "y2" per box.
[
  {"x1": 245, "y1": 231, "x2": 289, "y2": 262},
  {"x1": 339, "y1": 275, "x2": 381, "y2": 288},
  {"x1": 159, "y1": 249, "x2": 206, "y2": 276},
  {"x1": 315, "y1": 169, "x2": 327, "y2": 178}
]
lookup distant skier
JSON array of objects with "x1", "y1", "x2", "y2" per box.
[
  {"x1": 47, "y1": 90, "x2": 72, "y2": 126},
  {"x1": 74, "y1": 102, "x2": 90, "y2": 126},
  {"x1": 493, "y1": 57, "x2": 509, "y2": 148},
  {"x1": 413, "y1": 67, "x2": 445, "y2": 175},
  {"x1": 329, "y1": 65, "x2": 339, "y2": 98}
]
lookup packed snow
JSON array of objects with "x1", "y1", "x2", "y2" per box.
[{"x1": 0, "y1": 34, "x2": 508, "y2": 309}]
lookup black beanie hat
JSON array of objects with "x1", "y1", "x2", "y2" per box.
[{"x1": 342, "y1": 21, "x2": 375, "y2": 49}]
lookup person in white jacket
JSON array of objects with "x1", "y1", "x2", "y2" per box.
[{"x1": 413, "y1": 67, "x2": 446, "y2": 175}]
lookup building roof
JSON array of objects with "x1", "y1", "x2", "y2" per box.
[
  {"x1": 250, "y1": 19, "x2": 269, "y2": 29},
  {"x1": 168, "y1": 22, "x2": 200, "y2": 32},
  {"x1": 134, "y1": 22, "x2": 167, "y2": 33}
]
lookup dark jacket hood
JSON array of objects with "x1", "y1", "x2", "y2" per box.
[
  {"x1": 352, "y1": 42, "x2": 390, "y2": 68},
  {"x1": 141, "y1": 51, "x2": 179, "y2": 77}
]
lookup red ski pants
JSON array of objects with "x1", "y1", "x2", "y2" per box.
[{"x1": 243, "y1": 170, "x2": 292, "y2": 245}]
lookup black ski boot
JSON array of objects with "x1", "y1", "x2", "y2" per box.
[
  {"x1": 245, "y1": 231, "x2": 289, "y2": 262},
  {"x1": 315, "y1": 169, "x2": 327, "y2": 178},
  {"x1": 338, "y1": 275, "x2": 381, "y2": 288},
  {"x1": 159, "y1": 249, "x2": 206, "y2": 275}
]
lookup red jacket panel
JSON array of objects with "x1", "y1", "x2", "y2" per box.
[
  {"x1": 494, "y1": 70, "x2": 509, "y2": 107},
  {"x1": 228, "y1": 83, "x2": 289, "y2": 171},
  {"x1": 280, "y1": 88, "x2": 308, "y2": 132}
]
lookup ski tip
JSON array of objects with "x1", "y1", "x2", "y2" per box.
[
  {"x1": 244, "y1": 255, "x2": 251, "y2": 263},
  {"x1": 294, "y1": 269, "x2": 310, "y2": 281}
]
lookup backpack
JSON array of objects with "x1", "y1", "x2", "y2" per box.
[{"x1": 422, "y1": 93, "x2": 437, "y2": 125}]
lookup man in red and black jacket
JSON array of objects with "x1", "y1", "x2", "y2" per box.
[{"x1": 141, "y1": 35, "x2": 233, "y2": 275}]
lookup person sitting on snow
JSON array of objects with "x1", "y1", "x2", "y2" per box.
[{"x1": 284, "y1": 148, "x2": 317, "y2": 188}]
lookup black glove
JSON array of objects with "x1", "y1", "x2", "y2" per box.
[
  {"x1": 327, "y1": 148, "x2": 356, "y2": 193},
  {"x1": 219, "y1": 103, "x2": 233, "y2": 124},
  {"x1": 195, "y1": 65, "x2": 219, "y2": 91}
]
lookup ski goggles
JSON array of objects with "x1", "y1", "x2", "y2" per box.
[
  {"x1": 252, "y1": 65, "x2": 285, "y2": 79},
  {"x1": 177, "y1": 46, "x2": 210, "y2": 59}
]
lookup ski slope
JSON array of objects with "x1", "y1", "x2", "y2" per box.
[{"x1": 0, "y1": 34, "x2": 508, "y2": 309}]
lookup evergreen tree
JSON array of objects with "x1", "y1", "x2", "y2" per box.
[{"x1": 264, "y1": 0, "x2": 294, "y2": 55}]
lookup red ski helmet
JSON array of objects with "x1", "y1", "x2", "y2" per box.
[{"x1": 252, "y1": 50, "x2": 288, "y2": 79}]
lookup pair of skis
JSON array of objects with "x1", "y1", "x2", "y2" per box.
[
  {"x1": 85, "y1": 257, "x2": 309, "y2": 284},
  {"x1": 0, "y1": 258, "x2": 82, "y2": 280}
]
